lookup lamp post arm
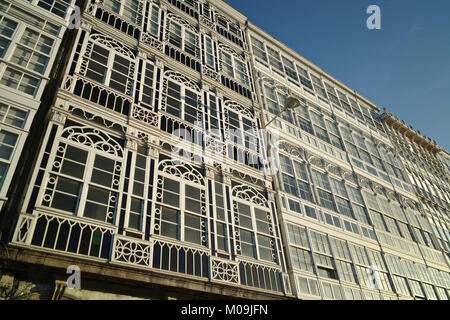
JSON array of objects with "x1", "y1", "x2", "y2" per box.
[{"x1": 262, "y1": 108, "x2": 286, "y2": 129}]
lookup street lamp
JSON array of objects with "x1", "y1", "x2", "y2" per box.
[{"x1": 262, "y1": 96, "x2": 301, "y2": 129}]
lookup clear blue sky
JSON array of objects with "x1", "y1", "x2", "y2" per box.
[{"x1": 227, "y1": 0, "x2": 450, "y2": 151}]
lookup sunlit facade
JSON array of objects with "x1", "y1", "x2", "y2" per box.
[{"x1": 0, "y1": 0, "x2": 73, "y2": 211}]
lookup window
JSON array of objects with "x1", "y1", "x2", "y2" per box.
[
  {"x1": 298, "y1": 277, "x2": 320, "y2": 296},
  {"x1": 239, "y1": 228, "x2": 256, "y2": 259},
  {"x1": 216, "y1": 16, "x2": 239, "y2": 35},
  {"x1": 220, "y1": 50, "x2": 248, "y2": 86},
  {"x1": 398, "y1": 221, "x2": 414, "y2": 241},
  {"x1": 326, "y1": 120, "x2": 344, "y2": 150},
  {"x1": 310, "y1": 73, "x2": 328, "y2": 99},
  {"x1": 102, "y1": 0, "x2": 142, "y2": 24},
  {"x1": 266, "y1": 45, "x2": 284, "y2": 74},
  {"x1": 216, "y1": 222, "x2": 228, "y2": 252},
  {"x1": 263, "y1": 85, "x2": 280, "y2": 115},
  {"x1": 0, "y1": 15, "x2": 18, "y2": 58},
  {"x1": 0, "y1": 67, "x2": 40, "y2": 96},
  {"x1": 224, "y1": 104, "x2": 258, "y2": 152},
  {"x1": 140, "y1": 62, "x2": 155, "y2": 109},
  {"x1": 0, "y1": 129, "x2": 19, "y2": 186},
  {"x1": 311, "y1": 170, "x2": 331, "y2": 191},
  {"x1": 3, "y1": 4, "x2": 60, "y2": 36},
  {"x1": 296, "y1": 65, "x2": 314, "y2": 91},
  {"x1": 83, "y1": 154, "x2": 121, "y2": 223},
  {"x1": 250, "y1": 36, "x2": 268, "y2": 64},
  {"x1": 352, "y1": 204, "x2": 369, "y2": 225},
  {"x1": 315, "y1": 254, "x2": 338, "y2": 279},
  {"x1": 296, "y1": 106, "x2": 314, "y2": 135},
  {"x1": 42, "y1": 133, "x2": 122, "y2": 224},
  {"x1": 204, "y1": 36, "x2": 215, "y2": 69},
  {"x1": 310, "y1": 230, "x2": 331, "y2": 255},
  {"x1": 263, "y1": 86, "x2": 295, "y2": 124},
  {"x1": 304, "y1": 205, "x2": 317, "y2": 219},
  {"x1": 349, "y1": 98, "x2": 364, "y2": 120},
  {"x1": 279, "y1": 154, "x2": 314, "y2": 202},
  {"x1": 155, "y1": 160, "x2": 207, "y2": 245},
  {"x1": 330, "y1": 238, "x2": 351, "y2": 260},
  {"x1": 325, "y1": 83, "x2": 341, "y2": 108},
  {"x1": 291, "y1": 247, "x2": 314, "y2": 272},
  {"x1": 317, "y1": 189, "x2": 335, "y2": 211},
  {"x1": 129, "y1": 197, "x2": 143, "y2": 230},
  {"x1": 103, "y1": 0, "x2": 121, "y2": 13},
  {"x1": 165, "y1": 80, "x2": 202, "y2": 125},
  {"x1": 282, "y1": 56, "x2": 298, "y2": 82},
  {"x1": 202, "y1": 2, "x2": 212, "y2": 19},
  {"x1": 127, "y1": 147, "x2": 149, "y2": 231},
  {"x1": 335, "y1": 197, "x2": 353, "y2": 219},
  {"x1": 350, "y1": 244, "x2": 370, "y2": 266},
  {"x1": 310, "y1": 112, "x2": 330, "y2": 144},
  {"x1": 0, "y1": 103, "x2": 27, "y2": 129},
  {"x1": 392, "y1": 275, "x2": 411, "y2": 296},
  {"x1": 206, "y1": 94, "x2": 219, "y2": 132},
  {"x1": 287, "y1": 224, "x2": 309, "y2": 248},
  {"x1": 148, "y1": 3, "x2": 160, "y2": 36},
  {"x1": 330, "y1": 178, "x2": 347, "y2": 198},
  {"x1": 37, "y1": 0, "x2": 71, "y2": 18},
  {"x1": 384, "y1": 216, "x2": 402, "y2": 237},
  {"x1": 233, "y1": 187, "x2": 277, "y2": 263},
  {"x1": 324, "y1": 212, "x2": 342, "y2": 229},
  {"x1": 363, "y1": 191, "x2": 380, "y2": 211},
  {"x1": 235, "y1": 200, "x2": 276, "y2": 262},
  {"x1": 122, "y1": 0, "x2": 142, "y2": 25},
  {"x1": 168, "y1": 20, "x2": 199, "y2": 58},
  {"x1": 336, "y1": 260, "x2": 357, "y2": 283},
  {"x1": 337, "y1": 90, "x2": 352, "y2": 113},
  {"x1": 214, "y1": 176, "x2": 228, "y2": 252},
  {"x1": 369, "y1": 210, "x2": 388, "y2": 232},
  {"x1": 347, "y1": 186, "x2": 363, "y2": 204},
  {"x1": 288, "y1": 199, "x2": 301, "y2": 214},
  {"x1": 84, "y1": 41, "x2": 134, "y2": 94}
]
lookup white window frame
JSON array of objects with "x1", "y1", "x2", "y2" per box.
[
  {"x1": 203, "y1": 35, "x2": 215, "y2": 70},
  {"x1": 154, "y1": 161, "x2": 207, "y2": 246},
  {"x1": 39, "y1": 133, "x2": 123, "y2": 224},
  {"x1": 166, "y1": 17, "x2": 200, "y2": 59},
  {"x1": 219, "y1": 48, "x2": 249, "y2": 86},
  {"x1": 80, "y1": 37, "x2": 135, "y2": 95}
]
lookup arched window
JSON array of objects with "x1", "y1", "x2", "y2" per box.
[
  {"x1": 153, "y1": 158, "x2": 207, "y2": 246},
  {"x1": 232, "y1": 185, "x2": 278, "y2": 263},
  {"x1": 41, "y1": 124, "x2": 124, "y2": 224},
  {"x1": 161, "y1": 70, "x2": 203, "y2": 127},
  {"x1": 80, "y1": 34, "x2": 136, "y2": 95},
  {"x1": 223, "y1": 100, "x2": 260, "y2": 169},
  {"x1": 166, "y1": 14, "x2": 199, "y2": 58},
  {"x1": 219, "y1": 44, "x2": 248, "y2": 86},
  {"x1": 101, "y1": 0, "x2": 143, "y2": 25}
]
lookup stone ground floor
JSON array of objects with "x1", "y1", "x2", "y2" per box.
[{"x1": 0, "y1": 245, "x2": 290, "y2": 300}]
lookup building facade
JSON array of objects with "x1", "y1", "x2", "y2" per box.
[
  {"x1": 380, "y1": 113, "x2": 450, "y2": 261},
  {"x1": 0, "y1": 0, "x2": 449, "y2": 300},
  {"x1": 0, "y1": 0, "x2": 73, "y2": 211}
]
